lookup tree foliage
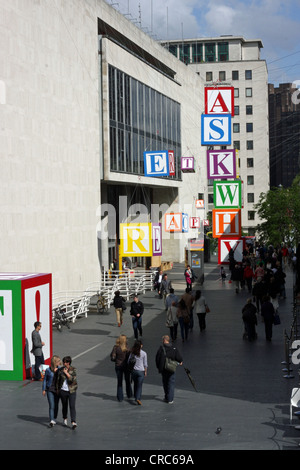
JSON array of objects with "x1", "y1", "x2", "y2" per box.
[{"x1": 254, "y1": 175, "x2": 300, "y2": 247}]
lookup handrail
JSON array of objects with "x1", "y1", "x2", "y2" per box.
[{"x1": 52, "y1": 269, "x2": 155, "y2": 325}]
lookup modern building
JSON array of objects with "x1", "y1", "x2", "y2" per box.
[
  {"x1": 1, "y1": 0, "x2": 208, "y2": 294},
  {"x1": 161, "y1": 36, "x2": 270, "y2": 235},
  {"x1": 268, "y1": 83, "x2": 300, "y2": 188}
]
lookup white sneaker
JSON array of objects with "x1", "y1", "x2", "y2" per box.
[
  {"x1": 63, "y1": 419, "x2": 68, "y2": 426},
  {"x1": 71, "y1": 422, "x2": 77, "y2": 430},
  {"x1": 49, "y1": 420, "x2": 56, "y2": 427}
]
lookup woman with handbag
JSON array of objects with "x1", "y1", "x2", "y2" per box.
[
  {"x1": 110, "y1": 335, "x2": 132, "y2": 402},
  {"x1": 193, "y1": 290, "x2": 208, "y2": 332},
  {"x1": 155, "y1": 335, "x2": 183, "y2": 404}
]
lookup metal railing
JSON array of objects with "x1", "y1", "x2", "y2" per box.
[{"x1": 52, "y1": 269, "x2": 155, "y2": 325}]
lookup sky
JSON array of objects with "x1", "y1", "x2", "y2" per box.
[{"x1": 108, "y1": 0, "x2": 300, "y2": 86}]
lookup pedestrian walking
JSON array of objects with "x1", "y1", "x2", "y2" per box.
[
  {"x1": 261, "y1": 295, "x2": 275, "y2": 341},
  {"x1": 243, "y1": 263, "x2": 254, "y2": 293},
  {"x1": 165, "y1": 288, "x2": 179, "y2": 341},
  {"x1": 159, "y1": 274, "x2": 172, "y2": 309},
  {"x1": 56, "y1": 356, "x2": 78, "y2": 429},
  {"x1": 252, "y1": 277, "x2": 267, "y2": 313},
  {"x1": 31, "y1": 321, "x2": 45, "y2": 381},
  {"x1": 42, "y1": 355, "x2": 61, "y2": 427},
  {"x1": 193, "y1": 290, "x2": 207, "y2": 332},
  {"x1": 154, "y1": 269, "x2": 163, "y2": 296},
  {"x1": 113, "y1": 290, "x2": 126, "y2": 327},
  {"x1": 242, "y1": 298, "x2": 257, "y2": 341},
  {"x1": 231, "y1": 264, "x2": 243, "y2": 293},
  {"x1": 177, "y1": 298, "x2": 190, "y2": 342},
  {"x1": 110, "y1": 335, "x2": 132, "y2": 402},
  {"x1": 128, "y1": 340, "x2": 147, "y2": 405},
  {"x1": 155, "y1": 335, "x2": 183, "y2": 404},
  {"x1": 130, "y1": 295, "x2": 144, "y2": 339},
  {"x1": 181, "y1": 288, "x2": 195, "y2": 329}
]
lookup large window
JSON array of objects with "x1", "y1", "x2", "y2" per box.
[
  {"x1": 205, "y1": 43, "x2": 215, "y2": 62},
  {"x1": 109, "y1": 65, "x2": 181, "y2": 179},
  {"x1": 218, "y1": 42, "x2": 229, "y2": 61},
  {"x1": 192, "y1": 43, "x2": 202, "y2": 63}
]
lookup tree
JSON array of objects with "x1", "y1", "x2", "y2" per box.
[{"x1": 254, "y1": 175, "x2": 300, "y2": 247}]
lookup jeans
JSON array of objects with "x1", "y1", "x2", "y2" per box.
[
  {"x1": 46, "y1": 390, "x2": 59, "y2": 422},
  {"x1": 60, "y1": 390, "x2": 77, "y2": 422},
  {"x1": 197, "y1": 312, "x2": 206, "y2": 331},
  {"x1": 162, "y1": 370, "x2": 175, "y2": 402},
  {"x1": 131, "y1": 370, "x2": 145, "y2": 401},
  {"x1": 115, "y1": 366, "x2": 132, "y2": 401},
  {"x1": 178, "y1": 317, "x2": 189, "y2": 341},
  {"x1": 132, "y1": 317, "x2": 142, "y2": 339},
  {"x1": 34, "y1": 353, "x2": 45, "y2": 380},
  {"x1": 169, "y1": 323, "x2": 178, "y2": 341}
]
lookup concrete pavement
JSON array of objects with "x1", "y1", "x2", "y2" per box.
[{"x1": 1, "y1": 257, "x2": 300, "y2": 452}]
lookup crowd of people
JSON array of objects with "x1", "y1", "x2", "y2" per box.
[{"x1": 227, "y1": 242, "x2": 294, "y2": 342}]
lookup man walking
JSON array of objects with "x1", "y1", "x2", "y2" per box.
[
  {"x1": 31, "y1": 321, "x2": 45, "y2": 381},
  {"x1": 130, "y1": 295, "x2": 144, "y2": 339},
  {"x1": 159, "y1": 274, "x2": 172, "y2": 309},
  {"x1": 155, "y1": 335, "x2": 183, "y2": 404}
]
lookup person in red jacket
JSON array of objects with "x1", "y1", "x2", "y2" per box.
[{"x1": 243, "y1": 263, "x2": 254, "y2": 293}]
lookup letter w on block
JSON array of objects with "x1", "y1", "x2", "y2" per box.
[
  {"x1": 120, "y1": 223, "x2": 152, "y2": 257},
  {"x1": 214, "y1": 180, "x2": 242, "y2": 208},
  {"x1": 212, "y1": 209, "x2": 241, "y2": 238}
]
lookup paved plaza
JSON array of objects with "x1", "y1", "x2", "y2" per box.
[{"x1": 0, "y1": 258, "x2": 300, "y2": 452}]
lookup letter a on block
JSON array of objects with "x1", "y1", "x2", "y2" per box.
[{"x1": 165, "y1": 213, "x2": 182, "y2": 232}]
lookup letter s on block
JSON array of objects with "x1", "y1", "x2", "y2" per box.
[
  {"x1": 209, "y1": 118, "x2": 224, "y2": 141},
  {"x1": 291, "y1": 340, "x2": 300, "y2": 365}
]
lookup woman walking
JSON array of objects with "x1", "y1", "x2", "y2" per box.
[
  {"x1": 110, "y1": 335, "x2": 132, "y2": 402},
  {"x1": 42, "y1": 355, "x2": 61, "y2": 427},
  {"x1": 56, "y1": 356, "x2": 78, "y2": 429},
  {"x1": 128, "y1": 340, "x2": 147, "y2": 405},
  {"x1": 176, "y1": 299, "x2": 190, "y2": 342},
  {"x1": 113, "y1": 290, "x2": 126, "y2": 327},
  {"x1": 193, "y1": 290, "x2": 207, "y2": 332}
]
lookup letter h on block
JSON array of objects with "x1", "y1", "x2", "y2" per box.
[{"x1": 212, "y1": 209, "x2": 241, "y2": 238}]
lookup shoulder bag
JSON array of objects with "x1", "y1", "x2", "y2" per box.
[{"x1": 163, "y1": 346, "x2": 178, "y2": 373}]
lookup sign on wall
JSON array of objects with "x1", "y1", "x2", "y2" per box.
[
  {"x1": 201, "y1": 114, "x2": 231, "y2": 145},
  {"x1": 212, "y1": 209, "x2": 241, "y2": 238},
  {"x1": 120, "y1": 223, "x2": 152, "y2": 257},
  {"x1": 165, "y1": 213, "x2": 189, "y2": 233},
  {"x1": 205, "y1": 87, "x2": 234, "y2": 116},
  {"x1": 213, "y1": 180, "x2": 242, "y2": 209},
  {"x1": 144, "y1": 151, "x2": 169, "y2": 177},
  {"x1": 190, "y1": 217, "x2": 200, "y2": 229},
  {"x1": 207, "y1": 149, "x2": 236, "y2": 180}
]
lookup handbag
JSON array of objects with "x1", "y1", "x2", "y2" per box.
[
  {"x1": 121, "y1": 300, "x2": 126, "y2": 311},
  {"x1": 273, "y1": 314, "x2": 281, "y2": 325},
  {"x1": 110, "y1": 348, "x2": 116, "y2": 362},
  {"x1": 163, "y1": 346, "x2": 178, "y2": 373},
  {"x1": 127, "y1": 354, "x2": 136, "y2": 372},
  {"x1": 205, "y1": 305, "x2": 210, "y2": 313}
]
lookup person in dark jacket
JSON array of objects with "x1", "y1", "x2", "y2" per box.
[
  {"x1": 113, "y1": 290, "x2": 126, "y2": 327},
  {"x1": 242, "y1": 298, "x2": 257, "y2": 341},
  {"x1": 231, "y1": 264, "x2": 243, "y2": 293},
  {"x1": 155, "y1": 335, "x2": 183, "y2": 404},
  {"x1": 261, "y1": 295, "x2": 275, "y2": 341},
  {"x1": 252, "y1": 277, "x2": 267, "y2": 313},
  {"x1": 130, "y1": 295, "x2": 144, "y2": 339}
]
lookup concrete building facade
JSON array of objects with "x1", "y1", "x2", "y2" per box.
[
  {"x1": 1, "y1": 0, "x2": 207, "y2": 294},
  {"x1": 161, "y1": 36, "x2": 270, "y2": 235}
]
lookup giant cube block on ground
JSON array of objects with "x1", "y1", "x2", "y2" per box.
[{"x1": 0, "y1": 273, "x2": 52, "y2": 380}]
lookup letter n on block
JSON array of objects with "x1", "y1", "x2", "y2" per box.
[{"x1": 212, "y1": 209, "x2": 241, "y2": 238}]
